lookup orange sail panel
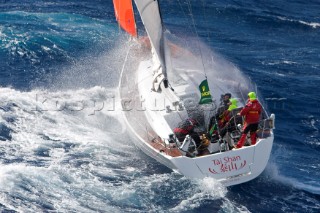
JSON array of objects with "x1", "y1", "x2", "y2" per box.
[{"x1": 113, "y1": 0, "x2": 137, "y2": 37}]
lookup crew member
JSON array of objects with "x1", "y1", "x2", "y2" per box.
[
  {"x1": 218, "y1": 98, "x2": 238, "y2": 138},
  {"x1": 174, "y1": 118, "x2": 201, "y2": 145},
  {"x1": 218, "y1": 93, "x2": 232, "y2": 114},
  {"x1": 208, "y1": 93, "x2": 232, "y2": 134},
  {"x1": 236, "y1": 92, "x2": 262, "y2": 148}
]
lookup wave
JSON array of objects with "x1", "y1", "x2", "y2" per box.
[
  {"x1": 268, "y1": 163, "x2": 320, "y2": 194},
  {"x1": 0, "y1": 86, "x2": 135, "y2": 211},
  {"x1": 169, "y1": 177, "x2": 227, "y2": 212},
  {"x1": 266, "y1": 150, "x2": 320, "y2": 196},
  {"x1": 277, "y1": 16, "x2": 320, "y2": 29},
  {"x1": 262, "y1": 60, "x2": 299, "y2": 66},
  {"x1": 0, "y1": 10, "x2": 127, "y2": 90},
  {"x1": 0, "y1": 11, "x2": 117, "y2": 63}
]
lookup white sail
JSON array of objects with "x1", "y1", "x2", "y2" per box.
[{"x1": 134, "y1": 0, "x2": 166, "y2": 74}]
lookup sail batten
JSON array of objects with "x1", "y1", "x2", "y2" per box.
[{"x1": 113, "y1": 0, "x2": 137, "y2": 37}]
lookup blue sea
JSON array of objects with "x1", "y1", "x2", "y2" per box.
[{"x1": 0, "y1": 0, "x2": 319, "y2": 212}]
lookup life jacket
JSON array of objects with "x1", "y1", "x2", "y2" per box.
[
  {"x1": 219, "y1": 110, "x2": 231, "y2": 125},
  {"x1": 240, "y1": 99, "x2": 262, "y2": 124}
]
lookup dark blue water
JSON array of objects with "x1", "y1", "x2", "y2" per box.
[{"x1": 0, "y1": 0, "x2": 319, "y2": 212}]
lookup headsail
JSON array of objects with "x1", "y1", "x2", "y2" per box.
[
  {"x1": 113, "y1": 0, "x2": 137, "y2": 37},
  {"x1": 134, "y1": 0, "x2": 166, "y2": 85}
]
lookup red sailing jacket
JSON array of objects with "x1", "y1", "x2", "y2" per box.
[
  {"x1": 218, "y1": 110, "x2": 232, "y2": 128},
  {"x1": 174, "y1": 119, "x2": 196, "y2": 135},
  {"x1": 240, "y1": 99, "x2": 262, "y2": 124}
]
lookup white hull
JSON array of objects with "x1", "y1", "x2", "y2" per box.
[{"x1": 120, "y1": 57, "x2": 274, "y2": 186}]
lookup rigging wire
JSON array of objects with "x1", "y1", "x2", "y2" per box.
[
  {"x1": 118, "y1": 41, "x2": 133, "y2": 89},
  {"x1": 176, "y1": 0, "x2": 194, "y2": 35},
  {"x1": 176, "y1": 0, "x2": 229, "y2": 97},
  {"x1": 177, "y1": 0, "x2": 220, "y2": 128},
  {"x1": 185, "y1": 0, "x2": 222, "y2": 120},
  {"x1": 185, "y1": 0, "x2": 207, "y2": 78},
  {"x1": 200, "y1": 0, "x2": 211, "y2": 41},
  {"x1": 176, "y1": 0, "x2": 207, "y2": 78}
]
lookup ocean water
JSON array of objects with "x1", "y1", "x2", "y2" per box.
[{"x1": 0, "y1": 0, "x2": 319, "y2": 212}]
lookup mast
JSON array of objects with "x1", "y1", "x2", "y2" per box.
[{"x1": 156, "y1": 0, "x2": 168, "y2": 88}]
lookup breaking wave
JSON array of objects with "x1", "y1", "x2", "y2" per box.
[{"x1": 277, "y1": 16, "x2": 320, "y2": 29}]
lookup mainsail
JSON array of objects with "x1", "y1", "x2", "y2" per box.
[
  {"x1": 134, "y1": 0, "x2": 166, "y2": 72},
  {"x1": 113, "y1": 0, "x2": 137, "y2": 37}
]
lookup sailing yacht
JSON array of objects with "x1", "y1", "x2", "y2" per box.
[{"x1": 115, "y1": 0, "x2": 275, "y2": 186}]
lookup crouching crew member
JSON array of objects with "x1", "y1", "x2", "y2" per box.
[{"x1": 174, "y1": 118, "x2": 201, "y2": 146}]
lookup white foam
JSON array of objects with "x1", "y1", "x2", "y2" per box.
[
  {"x1": 277, "y1": 16, "x2": 320, "y2": 29},
  {"x1": 283, "y1": 60, "x2": 297, "y2": 65},
  {"x1": 41, "y1": 45, "x2": 51, "y2": 52},
  {"x1": 298, "y1": 21, "x2": 320, "y2": 29},
  {"x1": 0, "y1": 86, "x2": 140, "y2": 211},
  {"x1": 0, "y1": 163, "x2": 123, "y2": 212},
  {"x1": 265, "y1": 60, "x2": 297, "y2": 66},
  {"x1": 169, "y1": 177, "x2": 227, "y2": 212},
  {"x1": 220, "y1": 199, "x2": 251, "y2": 213}
]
